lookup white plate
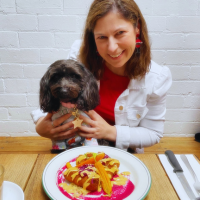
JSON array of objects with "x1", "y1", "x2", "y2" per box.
[
  {"x1": 2, "y1": 181, "x2": 24, "y2": 200},
  {"x1": 42, "y1": 146, "x2": 151, "y2": 200}
]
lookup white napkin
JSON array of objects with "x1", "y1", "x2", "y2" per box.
[{"x1": 158, "y1": 154, "x2": 200, "y2": 200}]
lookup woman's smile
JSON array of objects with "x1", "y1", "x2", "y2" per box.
[{"x1": 109, "y1": 50, "x2": 124, "y2": 59}]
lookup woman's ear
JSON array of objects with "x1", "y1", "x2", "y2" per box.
[
  {"x1": 136, "y1": 27, "x2": 140, "y2": 35},
  {"x1": 136, "y1": 20, "x2": 141, "y2": 35}
]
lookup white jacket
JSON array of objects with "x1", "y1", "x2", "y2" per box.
[{"x1": 31, "y1": 40, "x2": 172, "y2": 153}]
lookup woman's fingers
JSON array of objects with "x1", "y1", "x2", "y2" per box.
[
  {"x1": 52, "y1": 113, "x2": 72, "y2": 127},
  {"x1": 36, "y1": 111, "x2": 78, "y2": 140},
  {"x1": 78, "y1": 132, "x2": 95, "y2": 139},
  {"x1": 51, "y1": 121, "x2": 74, "y2": 134},
  {"x1": 78, "y1": 125, "x2": 96, "y2": 133},
  {"x1": 79, "y1": 114, "x2": 96, "y2": 127},
  {"x1": 53, "y1": 128, "x2": 78, "y2": 140},
  {"x1": 80, "y1": 110, "x2": 117, "y2": 142},
  {"x1": 44, "y1": 112, "x2": 53, "y2": 120},
  {"x1": 84, "y1": 110, "x2": 99, "y2": 120}
]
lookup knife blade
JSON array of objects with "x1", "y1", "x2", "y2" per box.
[{"x1": 165, "y1": 150, "x2": 197, "y2": 200}]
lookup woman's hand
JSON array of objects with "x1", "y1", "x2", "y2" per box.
[
  {"x1": 78, "y1": 110, "x2": 117, "y2": 141},
  {"x1": 36, "y1": 112, "x2": 78, "y2": 140}
]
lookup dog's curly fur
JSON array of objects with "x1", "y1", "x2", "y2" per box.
[{"x1": 40, "y1": 59, "x2": 99, "y2": 113}]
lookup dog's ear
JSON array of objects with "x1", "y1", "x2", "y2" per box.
[
  {"x1": 77, "y1": 73, "x2": 99, "y2": 111},
  {"x1": 39, "y1": 70, "x2": 60, "y2": 113}
]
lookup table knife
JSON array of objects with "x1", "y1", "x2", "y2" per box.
[{"x1": 165, "y1": 150, "x2": 197, "y2": 200}]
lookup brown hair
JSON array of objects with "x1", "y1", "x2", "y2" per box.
[{"x1": 79, "y1": 0, "x2": 151, "y2": 80}]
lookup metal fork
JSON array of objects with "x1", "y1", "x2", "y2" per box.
[{"x1": 180, "y1": 155, "x2": 200, "y2": 198}]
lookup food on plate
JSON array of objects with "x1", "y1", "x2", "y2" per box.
[
  {"x1": 64, "y1": 164, "x2": 100, "y2": 191},
  {"x1": 62, "y1": 151, "x2": 127, "y2": 197}
]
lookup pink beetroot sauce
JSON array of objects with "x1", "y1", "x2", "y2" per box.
[{"x1": 56, "y1": 157, "x2": 135, "y2": 200}]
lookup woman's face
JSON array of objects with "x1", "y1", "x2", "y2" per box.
[{"x1": 94, "y1": 10, "x2": 139, "y2": 76}]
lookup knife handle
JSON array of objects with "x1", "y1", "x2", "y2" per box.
[{"x1": 165, "y1": 150, "x2": 183, "y2": 173}]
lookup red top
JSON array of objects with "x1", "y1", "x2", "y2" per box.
[{"x1": 94, "y1": 65, "x2": 130, "y2": 125}]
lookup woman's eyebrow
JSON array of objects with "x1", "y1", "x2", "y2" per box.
[
  {"x1": 94, "y1": 33, "x2": 104, "y2": 36},
  {"x1": 94, "y1": 27, "x2": 127, "y2": 36}
]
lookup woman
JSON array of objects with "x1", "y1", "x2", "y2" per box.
[{"x1": 32, "y1": 0, "x2": 172, "y2": 153}]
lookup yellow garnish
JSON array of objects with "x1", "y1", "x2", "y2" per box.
[
  {"x1": 95, "y1": 161, "x2": 112, "y2": 196},
  {"x1": 76, "y1": 152, "x2": 105, "y2": 168},
  {"x1": 66, "y1": 162, "x2": 72, "y2": 169}
]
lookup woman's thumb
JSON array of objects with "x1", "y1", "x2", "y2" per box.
[{"x1": 45, "y1": 112, "x2": 53, "y2": 120}]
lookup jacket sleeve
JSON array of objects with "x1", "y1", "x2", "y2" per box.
[
  {"x1": 115, "y1": 66, "x2": 172, "y2": 152},
  {"x1": 30, "y1": 108, "x2": 47, "y2": 124},
  {"x1": 30, "y1": 40, "x2": 81, "y2": 124}
]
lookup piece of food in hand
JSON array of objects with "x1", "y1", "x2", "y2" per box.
[
  {"x1": 72, "y1": 117, "x2": 83, "y2": 128},
  {"x1": 63, "y1": 165, "x2": 100, "y2": 192}
]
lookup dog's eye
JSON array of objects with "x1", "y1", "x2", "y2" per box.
[
  {"x1": 71, "y1": 74, "x2": 79, "y2": 79},
  {"x1": 51, "y1": 74, "x2": 59, "y2": 81}
]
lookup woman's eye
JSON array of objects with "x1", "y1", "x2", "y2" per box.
[
  {"x1": 117, "y1": 31, "x2": 124, "y2": 35},
  {"x1": 98, "y1": 36, "x2": 106, "y2": 39}
]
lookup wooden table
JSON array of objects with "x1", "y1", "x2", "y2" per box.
[{"x1": 0, "y1": 137, "x2": 200, "y2": 199}]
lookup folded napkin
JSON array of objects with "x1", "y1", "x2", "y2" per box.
[{"x1": 158, "y1": 154, "x2": 200, "y2": 200}]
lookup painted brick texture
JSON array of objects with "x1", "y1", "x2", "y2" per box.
[{"x1": 0, "y1": 0, "x2": 200, "y2": 137}]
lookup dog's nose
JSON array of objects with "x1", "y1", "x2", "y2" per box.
[{"x1": 62, "y1": 87, "x2": 69, "y2": 92}]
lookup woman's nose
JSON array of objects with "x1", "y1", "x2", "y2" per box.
[{"x1": 107, "y1": 37, "x2": 118, "y2": 53}]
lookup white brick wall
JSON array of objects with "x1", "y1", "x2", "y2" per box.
[{"x1": 0, "y1": 0, "x2": 200, "y2": 137}]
